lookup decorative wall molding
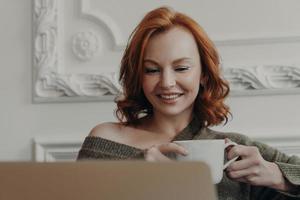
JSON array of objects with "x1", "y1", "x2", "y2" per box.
[
  {"x1": 33, "y1": 136, "x2": 84, "y2": 162},
  {"x1": 214, "y1": 35, "x2": 300, "y2": 46},
  {"x1": 33, "y1": 0, "x2": 121, "y2": 103},
  {"x1": 79, "y1": 0, "x2": 125, "y2": 50},
  {"x1": 224, "y1": 65, "x2": 300, "y2": 96},
  {"x1": 72, "y1": 31, "x2": 100, "y2": 61},
  {"x1": 32, "y1": 0, "x2": 300, "y2": 103},
  {"x1": 33, "y1": 135, "x2": 300, "y2": 162}
]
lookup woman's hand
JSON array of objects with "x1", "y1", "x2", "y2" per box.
[
  {"x1": 144, "y1": 142, "x2": 188, "y2": 162},
  {"x1": 225, "y1": 138, "x2": 292, "y2": 191}
]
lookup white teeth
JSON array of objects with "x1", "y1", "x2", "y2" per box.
[{"x1": 160, "y1": 94, "x2": 181, "y2": 100}]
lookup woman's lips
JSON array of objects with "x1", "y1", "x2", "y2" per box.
[{"x1": 156, "y1": 93, "x2": 183, "y2": 103}]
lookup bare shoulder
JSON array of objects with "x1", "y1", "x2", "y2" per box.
[
  {"x1": 88, "y1": 120, "x2": 164, "y2": 149},
  {"x1": 89, "y1": 122, "x2": 119, "y2": 135},
  {"x1": 88, "y1": 122, "x2": 124, "y2": 141}
]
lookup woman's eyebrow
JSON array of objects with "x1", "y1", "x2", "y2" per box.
[
  {"x1": 143, "y1": 57, "x2": 192, "y2": 65},
  {"x1": 172, "y1": 57, "x2": 192, "y2": 64},
  {"x1": 143, "y1": 59, "x2": 159, "y2": 65}
]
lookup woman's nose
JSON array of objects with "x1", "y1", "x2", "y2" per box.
[{"x1": 159, "y1": 70, "x2": 176, "y2": 89}]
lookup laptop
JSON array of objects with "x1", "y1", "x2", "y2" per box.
[{"x1": 0, "y1": 161, "x2": 217, "y2": 200}]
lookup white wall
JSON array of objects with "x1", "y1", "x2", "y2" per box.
[
  {"x1": 0, "y1": 0, "x2": 299, "y2": 161},
  {"x1": 0, "y1": 0, "x2": 115, "y2": 161}
]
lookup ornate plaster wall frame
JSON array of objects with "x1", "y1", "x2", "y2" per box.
[{"x1": 33, "y1": 0, "x2": 300, "y2": 103}]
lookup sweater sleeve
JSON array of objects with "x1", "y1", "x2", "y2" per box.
[
  {"x1": 76, "y1": 136, "x2": 145, "y2": 161},
  {"x1": 226, "y1": 133, "x2": 300, "y2": 199},
  {"x1": 251, "y1": 140, "x2": 300, "y2": 198}
]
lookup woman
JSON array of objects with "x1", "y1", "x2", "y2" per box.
[{"x1": 77, "y1": 7, "x2": 300, "y2": 199}]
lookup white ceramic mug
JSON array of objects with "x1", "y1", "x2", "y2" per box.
[{"x1": 173, "y1": 139, "x2": 239, "y2": 184}]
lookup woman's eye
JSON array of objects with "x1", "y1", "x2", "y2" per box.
[
  {"x1": 175, "y1": 66, "x2": 190, "y2": 72},
  {"x1": 144, "y1": 68, "x2": 160, "y2": 74}
]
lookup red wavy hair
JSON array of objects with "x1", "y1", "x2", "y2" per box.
[{"x1": 115, "y1": 6, "x2": 230, "y2": 127}]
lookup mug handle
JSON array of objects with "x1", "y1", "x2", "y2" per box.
[{"x1": 223, "y1": 141, "x2": 239, "y2": 170}]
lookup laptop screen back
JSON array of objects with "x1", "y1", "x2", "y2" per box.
[{"x1": 0, "y1": 161, "x2": 217, "y2": 200}]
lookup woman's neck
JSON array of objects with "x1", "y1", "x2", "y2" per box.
[{"x1": 141, "y1": 112, "x2": 194, "y2": 138}]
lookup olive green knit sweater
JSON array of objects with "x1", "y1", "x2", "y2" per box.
[{"x1": 77, "y1": 119, "x2": 300, "y2": 200}]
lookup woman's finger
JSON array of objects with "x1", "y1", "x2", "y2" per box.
[
  {"x1": 227, "y1": 145, "x2": 242, "y2": 160},
  {"x1": 227, "y1": 145, "x2": 259, "y2": 160},
  {"x1": 145, "y1": 147, "x2": 170, "y2": 162},
  {"x1": 224, "y1": 138, "x2": 234, "y2": 152},
  {"x1": 157, "y1": 143, "x2": 189, "y2": 156},
  {"x1": 227, "y1": 166, "x2": 259, "y2": 179},
  {"x1": 227, "y1": 158, "x2": 254, "y2": 171}
]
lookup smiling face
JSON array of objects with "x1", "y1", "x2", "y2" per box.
[{"x1": 142, "y1": 26, "x2": 201, "y2": 118}]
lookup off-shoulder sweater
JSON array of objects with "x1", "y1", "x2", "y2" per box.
[{"x1": 77, "y1": 119, "x2": 300, "y2": 200}]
